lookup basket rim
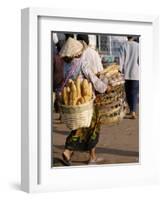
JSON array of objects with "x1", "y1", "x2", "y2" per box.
[{"x1": 59, "y1": 97, "x2": 95, "y2": 109}]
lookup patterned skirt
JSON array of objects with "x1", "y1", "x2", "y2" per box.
[{"x1": 65, "y1": 106, "x2": 101, "y2": 151}]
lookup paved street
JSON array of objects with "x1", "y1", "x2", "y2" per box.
[{"x1": 52, "y1": 112, "x2": 139, "y2": 167}]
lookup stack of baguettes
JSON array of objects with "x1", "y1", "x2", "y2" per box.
[{"x1": 59, "y1": 77, "x2": 94, "y2": 130}]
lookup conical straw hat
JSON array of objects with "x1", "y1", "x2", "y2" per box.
[{"x1": 59, "y1": 37, "x2": 84, "y2": 58}]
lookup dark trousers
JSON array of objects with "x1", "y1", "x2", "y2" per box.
[{"x1": 125, "y1": 80, "x2": 139, "y2": 112}]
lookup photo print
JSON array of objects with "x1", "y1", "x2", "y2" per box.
[{"x1": 52, "y1": 32, "x2": 139, "y2": 167}]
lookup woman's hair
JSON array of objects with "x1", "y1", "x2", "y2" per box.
[
  {"x1": 63, "y1": 56, "x2": 73, "y2": 63},
  {"x1": 127, "y1": 36, "x2": 134, "y2": 40},
  {"x1": 65, "y1": 33, "x2": 74, "y2": 41},
  {"x1": 77, "y1": 34, "x2": 89, "y2": 45}
]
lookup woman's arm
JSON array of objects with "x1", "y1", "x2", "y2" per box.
[{"x1": 81, "y1": 63, "x2": 107, "y2": 93}]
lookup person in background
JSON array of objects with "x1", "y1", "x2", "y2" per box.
[
  {"x1": 120, "y1": 36, "x2": 139, "y2": 119},
  {"x1": 53, "y1": 33, "x2": 75, "y2": 113},
  {"x1": 88, "y1": 35, "x2": 97, "y2": 49},
  {"x1": 59, "y1": 37, "x2": 110, "y2": 165},
  {"x1": 52, "y1": 33, "x2": 65, "y2": 113}
]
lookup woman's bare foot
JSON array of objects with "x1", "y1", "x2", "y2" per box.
[
  {"x1": 89, "y1": 148, "x2": 96, "y2": 161},
  {"x1": 63, "y1": 149, "x2": 73, "y2": 160},
  {"x1": 88, "y1": 157, "x2": 104, "y2": 164},
  {"x1": 62, "y1": 149, "x2": 73, "y2": 166},
  {"x1": 130, "y1": 112, "x2": 137, "y2": 119}
]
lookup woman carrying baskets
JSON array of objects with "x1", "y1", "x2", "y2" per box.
[{"x1": 58, "y1": 36, "x2": 110, "y2": 165}]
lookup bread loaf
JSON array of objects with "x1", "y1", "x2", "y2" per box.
[
  {"x1": 66, "y1": 86, "x2": 70, "y2": 105},
  {"x1": 81, "y1": 79, "x2": 89, "y2": 96},
  {"x1": 88, "y1": 83, "x2": 92, "y2": 99},
  {"x1": 70, "y1": 81, "x2": 78, "y2": 105},
  {"x1": 62, "y1": 87, "x2": 68, "y2": 105},
  {"x1": 83, "y1": 95, "x2": 91, "y2": 103},
  {"x1": 99, "y1": 64, "x2": 119, "y2": 75},
  {"x1": 76, "y1": 76, "x2": 81, "y2": 99}
]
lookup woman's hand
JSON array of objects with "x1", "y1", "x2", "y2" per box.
[{"x1": 107, "y1": 85, "x2": 112, "y2": 93}]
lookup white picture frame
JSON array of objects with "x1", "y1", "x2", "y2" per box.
[{"x1": 21, "y1": 7, "x2": 159, "y2": 193}]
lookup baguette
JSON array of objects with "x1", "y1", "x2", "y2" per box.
[
  {"x1": 70, "y1": 82, "x2": 78, "y2": 105},
  {"x1": 81, "y1": 79, "x2": 89, "y2": 96},
  {"x1": 62, "y1": 87, "x2": 68, "y2": 105},
  {"x1": 76, "y1": 76, "x2": 81, "y2": 99}
]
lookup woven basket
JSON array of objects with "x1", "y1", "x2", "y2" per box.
[
  {"x1": 98, "y1": 102, "x2": 124, "y2": 125},
  {"x1": 99, "y1": 114, "x2": 122, "y2": 125},
  {"x1": 95, "y1": 84, "x2": 126, "y2": 126},
  {"x1": 60, "y1": 99, "x2": 94, "y2": 130}
]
